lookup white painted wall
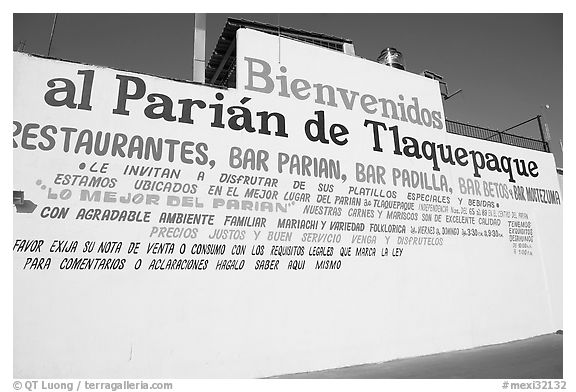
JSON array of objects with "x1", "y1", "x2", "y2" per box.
[{"x1": 13, "y1": 34, "x2": 562, "y2": 379}]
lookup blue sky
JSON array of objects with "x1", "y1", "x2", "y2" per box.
[{"x1": 13, "y1": 13, "x2": 563, "y2": 166}]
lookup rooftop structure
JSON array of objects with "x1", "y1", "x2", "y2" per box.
[
  {"x1": 205, "y1": 18, "x2": 355, "y2": 88},
  {"x1": 206, "y1": 18, "x2": 550, "y2": 154}
]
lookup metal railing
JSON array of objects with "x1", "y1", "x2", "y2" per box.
[{"x1": 446, "y1": 118, "x2": 550, "y2": 153}]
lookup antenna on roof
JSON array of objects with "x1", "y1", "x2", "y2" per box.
[
  {"x1": 47, "y1": 14, "x2": 58, "y2": 57},
  {"x1": 277, "y1": 14, "x2": 281, "y2": 64},
  {"x1": 420, "y1": 70, "x2": 463, "y2": 101}
]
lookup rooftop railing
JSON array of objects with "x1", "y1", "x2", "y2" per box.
[{"x1": 446, "y1": 117, "x2": 550, "y2": 153}]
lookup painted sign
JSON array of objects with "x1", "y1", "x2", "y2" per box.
[{"x1": 13, "y1": 29, "x2": 562, "y2": 378}]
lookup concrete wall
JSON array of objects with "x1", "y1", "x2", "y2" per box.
[{"x1": 13, "y1": 33, "x2": 562, "y2": 378}]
